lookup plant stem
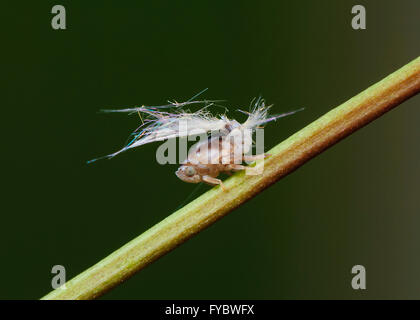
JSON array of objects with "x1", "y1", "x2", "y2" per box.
[{"x1": 42, "y1": 56, "x2": 420, "y2": 300}]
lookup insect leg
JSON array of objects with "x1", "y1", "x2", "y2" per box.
[
  {"x1": 243, "y1": 153, "x2": 271, "y2": 162},
  {"x1": 226, "y1": 164, "x2": 247, "y2": 171},
  {"x1": 227, "y1": 164, "x2": 261, "y2": 175},
  {"x1": 202, "y1": 175, "x2": 227, "y2": 191}
]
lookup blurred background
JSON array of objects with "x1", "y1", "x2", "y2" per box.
[{"x1": 2, "y1": 0, "x2": 419, "y2": 299}]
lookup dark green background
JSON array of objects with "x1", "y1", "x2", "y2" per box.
[{"x1": 2, "y1": 1, "x2": 420, "y2": 299}]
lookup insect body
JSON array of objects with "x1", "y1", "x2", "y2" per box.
[
  {"x1": 175, "y1": 121, "x2": 268, "y2": 191},
  {"x1": 89, "y1": 93, "x2": 302, "y2": 191}
]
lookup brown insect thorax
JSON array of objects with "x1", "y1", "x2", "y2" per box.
[{"x1": 175, "y1": 120, "x2": 256, "y2": 187}]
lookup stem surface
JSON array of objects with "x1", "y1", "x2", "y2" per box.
[{"x1": 42, "y1": 56, "x2": 420, "y2": 300}]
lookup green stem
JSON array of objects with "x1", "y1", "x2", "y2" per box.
[{"x1": 42, "y1": 56, "x2": 420, "y2": 300}]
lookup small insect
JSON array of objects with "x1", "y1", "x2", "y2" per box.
[{"x1": 89, "y1": 90, "x2": 302, "y2": 191}]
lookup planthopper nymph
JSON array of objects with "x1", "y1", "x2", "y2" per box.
[{"x1": 88, "y1": 90, "x2": 303, "y2": 191}]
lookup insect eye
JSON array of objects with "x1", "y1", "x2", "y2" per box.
[{"x1": 185, "y1": 166, "x2": 196, "y2": 177}]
